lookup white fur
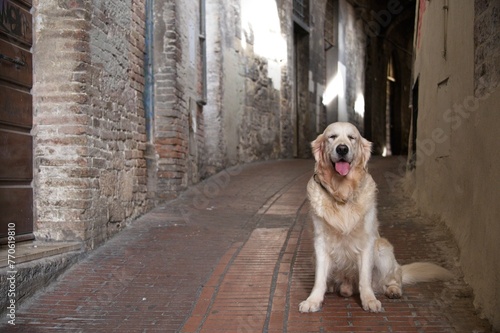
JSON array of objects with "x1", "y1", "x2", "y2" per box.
[{"x1": 299, "y1": 122, "x2": 453, "y2": 314}]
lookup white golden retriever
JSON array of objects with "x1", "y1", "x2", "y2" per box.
[{"x1": 299, "y1": 122, "x2": 453, "y2": 313}]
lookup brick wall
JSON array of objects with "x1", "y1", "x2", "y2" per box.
[
  {"x1": 33, "y1": 0, "x2": 148, "y2": 248},
  {"x1": 31, "y1": 0, "x2": 334, "y2": 246},
  {"x1": 151, "y1": 0, "x2": 203, "y2": 199},
  {"x1": 147, "y1": 0, "x2": 340, "y2": 197}
]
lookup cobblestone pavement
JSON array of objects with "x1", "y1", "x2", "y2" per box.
[{"x1": 1, "y1": 157, "x2": 493, "y2": 332}]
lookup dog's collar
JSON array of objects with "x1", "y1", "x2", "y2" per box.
[
  {"x1": 313, "y1": 173, "x2": 350, "y2": 204},
  {"x1": 313, "y1": 173, "x2": 329, "y2": 193}
]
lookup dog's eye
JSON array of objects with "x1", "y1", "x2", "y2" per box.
[
  {"x1": 329, "y1": 135, "x2": 337, "y2": 140},
  {"x1": 348, "y1": 135, "x2": 356, "y2": 140}
]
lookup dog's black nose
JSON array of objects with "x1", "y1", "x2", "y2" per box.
[{"x1": 336, "y1": 144, "x2": 349, "y2": 156}]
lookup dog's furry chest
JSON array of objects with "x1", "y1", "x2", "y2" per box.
[
  {"x1": 307, "y1": 176, "x2": 378, "y2": 273},
  {"x1": 316, "y1": 210, "x2": 368, "y2": 255},
  {"x1": 312, "y1": 205, "x2": 372, "y2": 278},
  {"x1": 325, "y1": 227, "x2": 365, "y2": 273},
  {"x1": 307, "y1": 177, "x2": 376, "y2": 236}
]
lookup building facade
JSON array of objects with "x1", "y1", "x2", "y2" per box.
[
  {"x1": 2, "y1": 0, "x2": 498, "y2": 329},
  {"x1": 407, "y1": 0, "x2": 500, "y2": 328},
  {"x1": 1, "y1": 0, "x2": 370, "y2": 249}
]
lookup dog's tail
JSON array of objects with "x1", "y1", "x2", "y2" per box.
[{"x1": 402, "y1": 262, "x2": 454, "y2": 285}]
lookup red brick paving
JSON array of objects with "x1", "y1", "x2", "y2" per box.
[{"x1": 1, "y1": 158, "x2": 492, "y2": 332}]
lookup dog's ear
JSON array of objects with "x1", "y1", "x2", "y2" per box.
[
  {"x1": 360, "y1": 136, "x2": 372, "y2": 169},
  {"x1": 311, "y1": 134, "x2": 326, "y2": 162}
]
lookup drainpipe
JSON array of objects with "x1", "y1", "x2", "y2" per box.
[
  {"x1": 144, "y1": 0, "x2": 158, "y2": 201},
  {"x1": 144, "y1": 0, "x2": 154, "y2": 141},
  {"x1": 198, "y1": 0, "x2": 207, "y2": 106},
  {"x1": 443, "y1": 0, "x2": 448, "y2": 59}
]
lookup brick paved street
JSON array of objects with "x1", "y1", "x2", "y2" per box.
[{"x1": 1, "y1": 157, "x2": 492, "y2": 332}]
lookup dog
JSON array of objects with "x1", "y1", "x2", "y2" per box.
[{"x1": 299, "y1": 122, "x2": 453, "y2": 313}]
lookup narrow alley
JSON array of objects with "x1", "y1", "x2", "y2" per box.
[
  {"x1": 1, "y1": 0, "x2": 499, "y2": 331},
  {"x1": 1, "y1": 157, "x2": 491, "y2": 332}
]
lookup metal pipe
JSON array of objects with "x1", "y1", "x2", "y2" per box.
[
  {"x1": 144, "y1": 0, "x2": 155, "y2": 141},
  {"x1": 443, "y1": 0, "x2": 448, "y2": 59},
  {"x1": 197, "y1": 0, "x2": 207, "y2": 106}
]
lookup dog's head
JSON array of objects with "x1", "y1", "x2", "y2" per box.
[{"x1": 311, "y1": 122, "x2": 372, "y2": 179}]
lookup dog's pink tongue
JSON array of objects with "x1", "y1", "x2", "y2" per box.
[{"x1": 335, "y1": 161, "x2": 350, "y2": 176}]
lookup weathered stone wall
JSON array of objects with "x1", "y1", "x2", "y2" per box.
[
  {"x1": 151, "y1": 0, "x2": 206, "y2": 198},
  {"x1": 204, "y1": 0, "x2": 295, "y2": 164},
  {"x1": 474, "y1": 0, "x2": 500, "y2": 95},
  {"x1": 298, "y1": 0, "x2": 328, "y2": 158},
  {"x1": 31, "y1": 0, "x2": 344, "y2": 247},
  {"x1": 410, "y1": 0, "x2": 500, "y2": 329},
  {"x1": 149, "y1": 0, "x2": 370, "y2": 195},
  {"x1": 33, "y1": 0, "x2": 148, "y2": 249},
  {"x1": 202, "y1": 0, "x2": 227, "y2": 175},
  {"x1": 202, "y1": 0, "x2": 331, "y2": 164},
  {"x1": 338, "y1": 0, "x2": 366, "y2": 130},
  {"x1": 87, "y1": 0, "x2": 148, "y2": 245}
]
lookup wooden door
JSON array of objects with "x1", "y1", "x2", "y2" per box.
[{"x1": 0, "y1": 0, "x2": 34, "y2": 243}]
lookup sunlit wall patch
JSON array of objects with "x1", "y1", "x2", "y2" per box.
[
  {"x1": 240, "y1": 0, "x2": 287, "y2": 90},
  {"x1": 322, "y1": 65, "x2": 344, "y2": 106}
]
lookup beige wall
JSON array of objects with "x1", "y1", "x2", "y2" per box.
[{"x1": 410, "y1": 1, "x2": 500, "y2": 329}]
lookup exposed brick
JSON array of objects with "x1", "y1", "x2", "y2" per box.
[
  {"x1": 33, "y1": 0, "x2": 149, "y2": 249},
  {"x1": 57, "y1": 125, "x2": 89, "y2": 135}
]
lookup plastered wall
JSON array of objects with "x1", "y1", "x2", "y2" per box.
[{"x1": 411, "y1": 1, "x2": 500, "y2": 328}]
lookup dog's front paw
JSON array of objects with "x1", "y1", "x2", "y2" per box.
[
  {"x1": 361, "y1": 298, "x2": 383, "y2": 312},
  {"x1": 299, "y1": 298, "x2": 322, "y2": 313}
]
